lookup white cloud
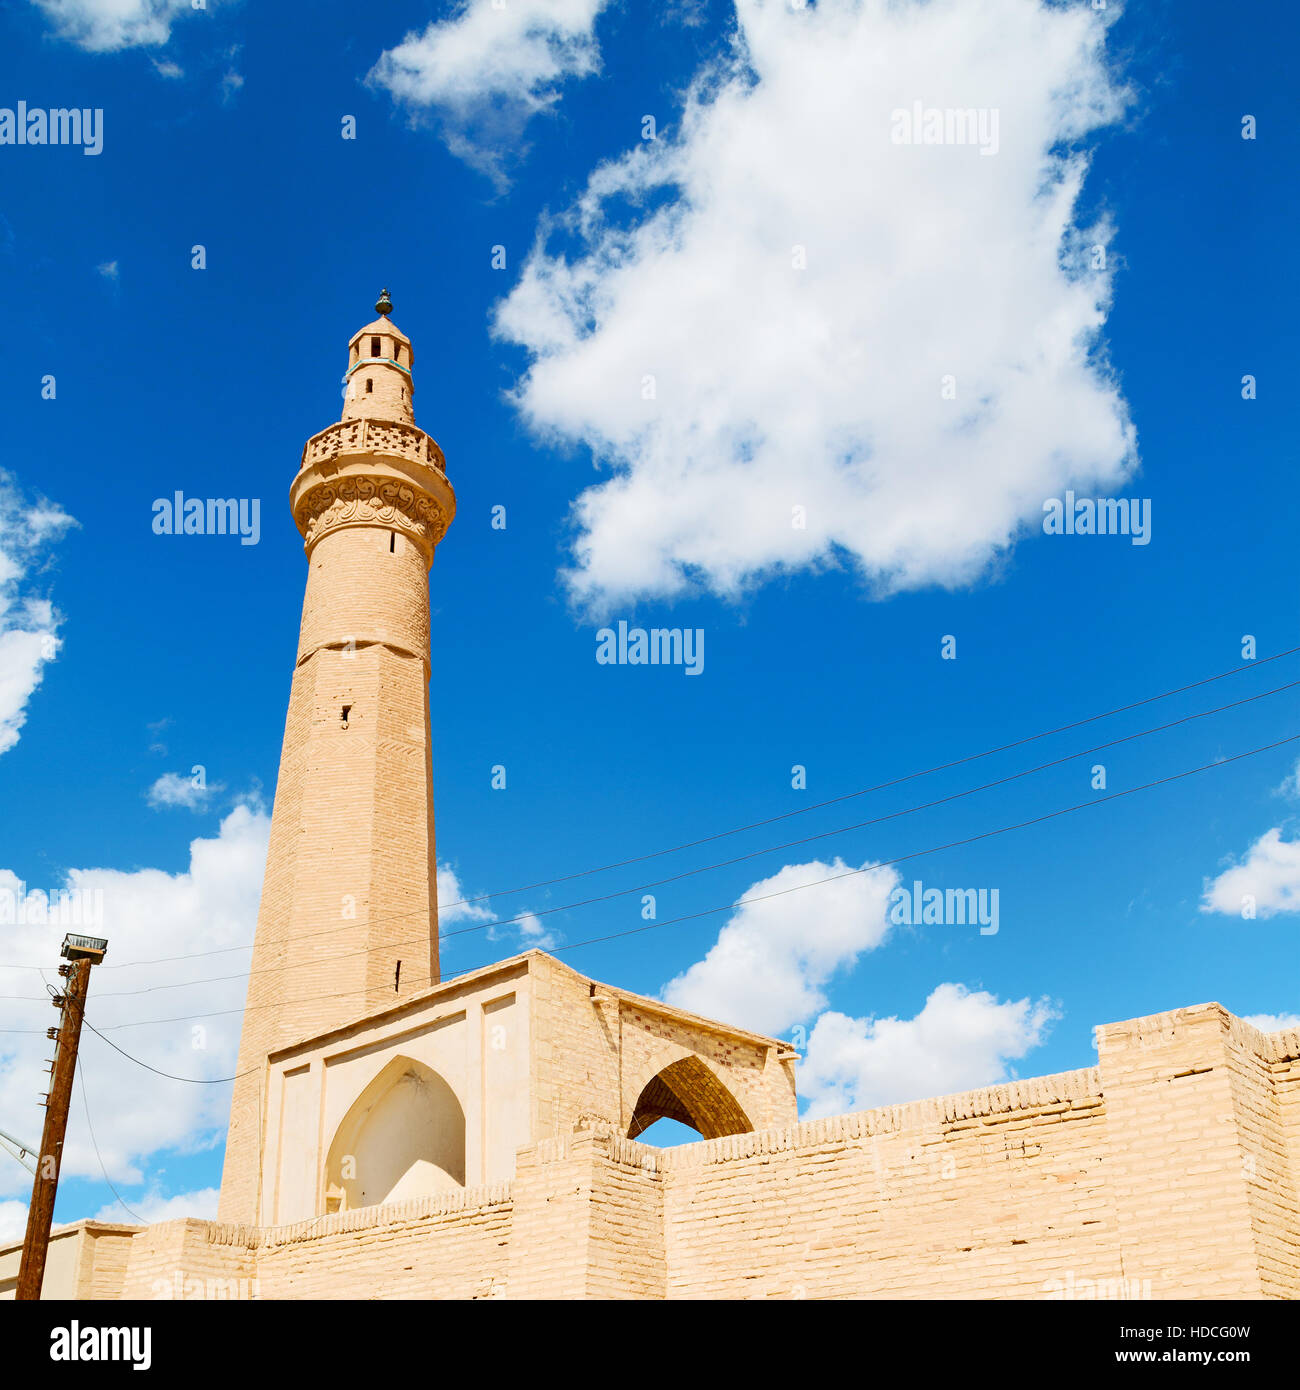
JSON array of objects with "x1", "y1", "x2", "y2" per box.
[
  {"x1": 368, "y1": 0, "x2": 611, "y2": 183},
  {"x1": 436, "y1": 862, "x2": 494, "y2": 926},
  {"x1": 96, "y1": 260, "x2": 119, "y2": 282},
  {"x1": 1201, "y1": 827, "x2": 1300, "y2": 919},
  {"x1": 663, "y1": 0, "x2": 710, "y2": 28},
  {"x1": 0, "y1": 1185, "x2": 223, "y2": 1246},
  {"x1": 146, "y1": 771, "x2": 223, "y2": 812},
  {"x1": 0, "y1": 1199, "x2": 28, "y2": 1245},
  {"x1": 0, "y1": 474, "x2": 75, "y2": 756},
  {"x1": 151, "y1": 57, "x2": 183, "y2": 79},
  {"x1": 513, "y1": 910, "x2": 558, "y2": 950},
  {"x1": 94, "y1": 1185, "x2": 219, "y2": 1226},
  {"x1": 1275, "y1": 758, "x2": 1300, "y2": 800},
  {"x1": 798, "y1": 982, "x2": 1056, "y2": 1117},
  {"x1": 439, "y1": 863, "x2": 558, "y2": 951},
  {"x1": 1243, "y1": 1012, "x2": 1300, "y2": 1033},
  {"x1": 0, "y1": 834, "x2": 530, "y2": 1226},
  {"x1": 662, "y1": 857, "x2": 900, "y2": 1037},
  {"x1": 0, "y1": 803, "x2": 269, "y2": 1209},
  {"x1": 495, "y1": 0, "x2": 1135, "y2": 611},
  {"x1": 32, "y1": 0, "x2": 194, "y2": 52}
]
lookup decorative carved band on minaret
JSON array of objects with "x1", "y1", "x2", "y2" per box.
[
  {"x1": 291, "y1": 379, "x2": 454, "y2": 568},
  {"x1": 300, "y1": 417, "x2": 446, "y2": 474},
  {"x1": 292, "y1": 473, "x2": 452, "y2": 563}
]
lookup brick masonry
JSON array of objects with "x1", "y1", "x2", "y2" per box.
[
  {"x1": 12, "y1": 999, "x2": 1295, "y2": 1300},
  {"x1": 40, "y1": 305, "x2": 1286, "y2": 1300},
  {"x1": 219, "y1": 306, "x2": 455, "y2": 1225}
]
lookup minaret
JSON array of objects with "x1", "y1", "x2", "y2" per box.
[{"x1": 219, "y1": 292, "x2": 455, "y2": 1224}]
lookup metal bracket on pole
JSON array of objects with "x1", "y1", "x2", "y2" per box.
[{"x1": 0, "y1": 1126, "x2": 38, "y2": 1176}]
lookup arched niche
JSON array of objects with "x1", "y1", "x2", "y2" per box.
[
  {"x1": 628, "y1": 1054, "x2": 753, "y2": 1142},
  {"x1": 323, "y1": 1056, "x2": 465, "y2": 1213}
]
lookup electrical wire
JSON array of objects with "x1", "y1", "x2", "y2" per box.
[
  {"x1": 80, "y1": 1012, "x2": 256, "y2": 1084},
  {"x1": 78, "y1": 1059, "x2": 145, "y2": 1225},
  {"x1": 24, "y1": 725, "x2": 1295, "y2": 1046},
  {"x1": 34, "y1": 672, "x2": 1300, "y2": 1001},
  {"x1": 4, "y1": 642, "x2": 1292, "y2": 976}
]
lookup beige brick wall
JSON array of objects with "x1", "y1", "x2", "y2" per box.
[
  {"x1": 531, "y1": 958, "x2": 623, "y2": 1139},
  {"x1": 507, "y1": 1136, "x2": 597, "y2": 1298},
  {"x1": 0, "y1": 1222, "x2": 140, "y2": 1300},
  {"x1": 1098, "y1": 1005, "x2": 1269, "y2": 1297},
  {"x1": 529, "y1": 954, "x2": 798, "y2": 1142},
  {"x1": 139, "y1": 1003, "x2": 1300, "y2": 1300},
  {"x1": 507, "y1": 1131, "x2": 666, "y2": 1299},
  {"x1": 659, "y1": 1070, "x2": 1116, "y2": 1299},
  {"x1": 80, "y1": 1226, "x2": 140, "y2": 1300},
  {"x1": 1220, "y1": 1017, "x2": 1300, "y2": 1296},
  {"x1": 254, "y1": 1187, "x2": 511, "y2": 1299},
  {"x1": 587, "y1": 1136, "x2": 666, "y2": 1298},
  {"x1": 1272, "y1": 1027, "x2": 1300, "y2": 1263},
  {"x1": 120, "y1": 1219, "x2": 258, "y2": 1300}
]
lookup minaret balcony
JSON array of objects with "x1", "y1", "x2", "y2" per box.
[
  {"x1": 291, "y1": 417, "x2": 455, "y2": 564},
  {"x1": 299, "y1": 417, "x2": 447, "y2": 476}
]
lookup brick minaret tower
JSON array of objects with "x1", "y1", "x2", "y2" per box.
[{"x1": 219, "y1": 292, "x2": 456, "y2": 1224}]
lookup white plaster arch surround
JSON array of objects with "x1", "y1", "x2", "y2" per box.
[{"x1": 324, "y1": 1055, "x2": 466, "y2": 1212}]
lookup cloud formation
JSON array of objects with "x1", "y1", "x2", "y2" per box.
[
  {"x1": 438, "y1": 863, "x2": 556, "y2": 952},
  {"x1": 0, "y1": 833, "x2": 542, "y2": 1230},
  {"x1": 663, "y1": 857, "x2": 900, "y2": 1037},
  {"x1": 0, "y1": 474, "x2": 75, "y2": 757},
  {"x1": 799, "y1": 982, "x2": 1056, "y2": 1117},
  {"x1": 661, "y1": 852, "x2": 1053, "y2": 1114},
  {"x1": 93, "y1": 1185, "x2": 219, "y2": 1227},
  {"x1": 436, "y1": 863, "x2": 493, "y2": 927},
  {"x1": 0, "y1": 1200, "x2": 28, "y2": 1245},
  {"x1": 1201, "y1": 827, "x2": 1300, "y2": 919},
  {"x1": 0, "y1": 804, "x2": 269, "y2": 1213},
  {"x1": 1244, "y1": 1012, "x2": 1300, "y2": 1033},
  {"x1": 369, "y1": 0, "x2": 611, "y2": 184},
  {"x1": 146, "y1": 771, "x2": 223, "y2": 812},
  {"x1": 495, "y1": 0, "x2": 1136, "y2": 611},
  {"x1": 32, "y1": 0, "x2": 194, "y2": 52}
]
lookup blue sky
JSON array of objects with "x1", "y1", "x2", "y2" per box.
[{"x1": 1, "y1": 0, "x2": 1298, "y2": 1234}]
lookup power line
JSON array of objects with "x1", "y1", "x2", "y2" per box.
[
  {"x1": 16, "y1": 725, "x2": 1290, "y2": 1043},
  {"x1": 4, "y1": 642, "x2": 1293, "y2": 977},
  {"x1": 77, "y1": 1055, "x2": 145, "y2": 1225},
  {"x1": 25, "y1": 672, "x2": 1300, "y2": 1003},
  {"x1": 80, "y1": 1012, "x2": 255, "y2": 1084},
  {"x1": 434, "y1": 642, "x2": 1300, "y2": 908},
  {"x1": 534, "y1": 731, "x2": 1300, "y2": 958}
]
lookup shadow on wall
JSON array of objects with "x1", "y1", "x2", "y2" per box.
[{"x1": 324, "y1": 1056, "x2": 466, "y2": 1213}]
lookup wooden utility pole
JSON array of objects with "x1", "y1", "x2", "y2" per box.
[{"x1": 15, "y1": 932, "x2": 107, "y2": 1300}]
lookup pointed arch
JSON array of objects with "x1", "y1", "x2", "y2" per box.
[
  {"x1": 628, "y1": 1055, "x2": 753, "y2": 1141},
  {"x1": 323, "y1": 1056, "x2": 465, "y2": 1213}
]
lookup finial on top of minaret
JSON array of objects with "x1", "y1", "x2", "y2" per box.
[{"x1": 375, "y1": 287, "x2": 393, "y2": 317}]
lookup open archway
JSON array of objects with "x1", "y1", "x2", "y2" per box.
[
  {"x1": 324, "y1": 1056, "x2": 465, "y2": 1213},
  {"x1": 628, "y1": 1055, "x2": 753, "y2": 1142}
]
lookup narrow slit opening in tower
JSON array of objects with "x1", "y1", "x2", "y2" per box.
[
  {"x1": 389, "y1": 531, "x2": 396, "y2": 553},
  {"x1": 365, "y1": 378, "x2": 373, "y2": 393},
  {"x1": 370, "y1": 336, "x2": 380, "y2": 357},
  {"x1": 341, "y1": 704, "x2": 351, "y2": 724}
]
